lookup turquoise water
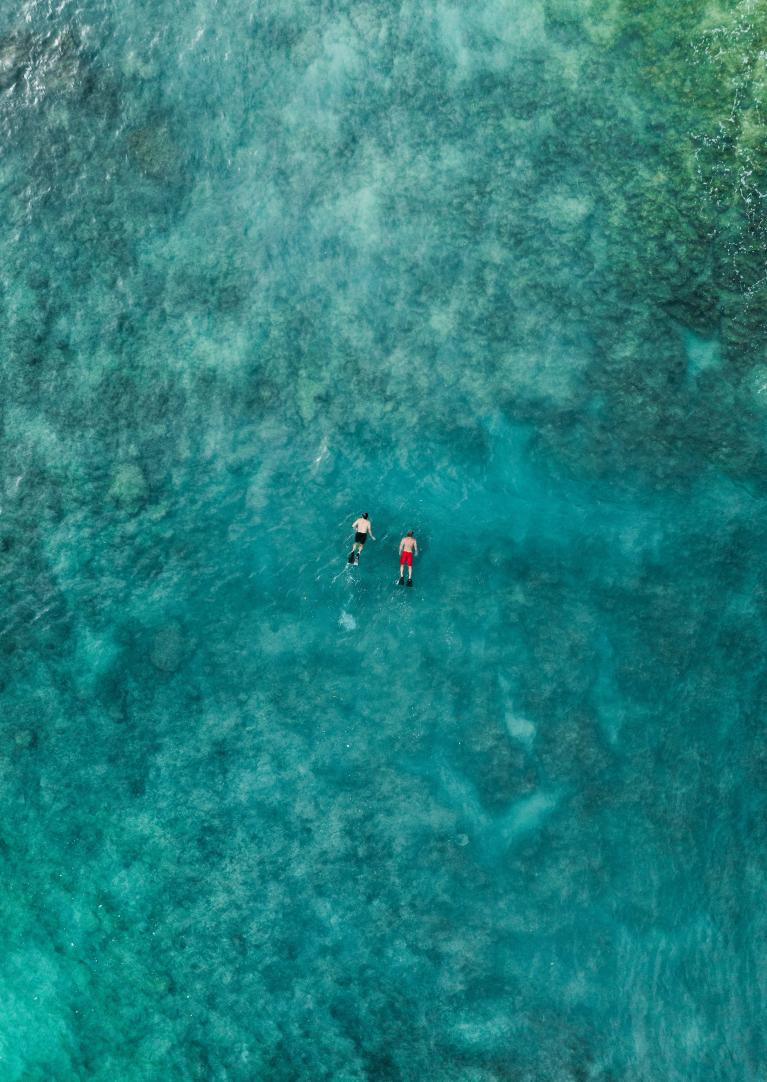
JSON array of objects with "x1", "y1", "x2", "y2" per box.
[{"x1": 2, "y1": 0, "x2": 767, "y2": 1078}]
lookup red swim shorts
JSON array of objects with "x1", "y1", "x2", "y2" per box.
[{"x1": 400, "y1": 551, "x2": 412, "y2": 567}]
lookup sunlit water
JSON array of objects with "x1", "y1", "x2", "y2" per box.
[{"x1": 1, "y1": 0, "x2": 766, "y2": 1079}]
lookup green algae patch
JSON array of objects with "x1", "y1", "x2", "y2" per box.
[{"x1": 602, "y1": 1, "x2": 767, "y2": 348}]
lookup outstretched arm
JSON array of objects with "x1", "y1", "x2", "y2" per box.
[{"x1": 369, "y1": 523, "x2": 376, "y2": 540}]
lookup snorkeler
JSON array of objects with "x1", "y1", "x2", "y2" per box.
[
  {"x1": 348, "y1": 512, "x2": 375, "y2": 564},
  {"x1": 398, "y1": 531, "x2": 418, "y2": 585}
]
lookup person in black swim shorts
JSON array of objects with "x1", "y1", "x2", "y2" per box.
[{"x1": 348, "y1": 512, "x2": 375, "y2": 563}]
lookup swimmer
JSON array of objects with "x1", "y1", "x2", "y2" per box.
[
  {"x1": 348, "y1": 512, "x2": 375, "y2": 564},
  {"x1": 398, "y1": 531, "x2": 418, "y2": 586}
]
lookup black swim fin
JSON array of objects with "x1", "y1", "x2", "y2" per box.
[
  {"x1": 399, "y1": 576, "x2": 404, "y2": 586},
  {"x1": 406, "y1": 578, "x2": 413, "y2": 587},
  {"x1": 348, "y1": 552, "x2": 355, "y2": 564}
]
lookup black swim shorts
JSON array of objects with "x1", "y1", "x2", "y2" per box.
[{"x1": 355, "y1": 532, "x2": 367, "y2": 545}]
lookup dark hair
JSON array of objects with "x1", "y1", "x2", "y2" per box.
[
  {"x1": 407, "y1": 530, "x2": 413, "y2": 536},
  {"x1": 363, "y1": 512, "x2": 369, "y2": 518}
]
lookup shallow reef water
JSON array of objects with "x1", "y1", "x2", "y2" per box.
[{"x1": 1, "y1": 0, "x2": 766, "y2": 1079}]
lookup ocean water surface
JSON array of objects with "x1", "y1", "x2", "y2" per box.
[{"x1": 1, "y1": 0, "x2": 766, "y2": 1078}]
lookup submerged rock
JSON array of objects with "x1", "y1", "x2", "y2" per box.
[
  {"x1": 127, "y1": 125, "x2": 180, "y2": 181},
  {"x1": 0, "y1": 34, "x2": 28, "y2": 90},
  {"x1": 149, "y1": 622, "x2": 187, "y2": 674},
  {"x1": 108, "y1": 464, "x2": 147, "y2": 510},
  {"x1": 0, "y1": 25, "x2": 83, "y2": 95}
]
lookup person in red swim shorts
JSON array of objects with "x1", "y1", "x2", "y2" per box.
[{"x1": 398, "y1": 531, "x2": 418, "y2": 587}]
